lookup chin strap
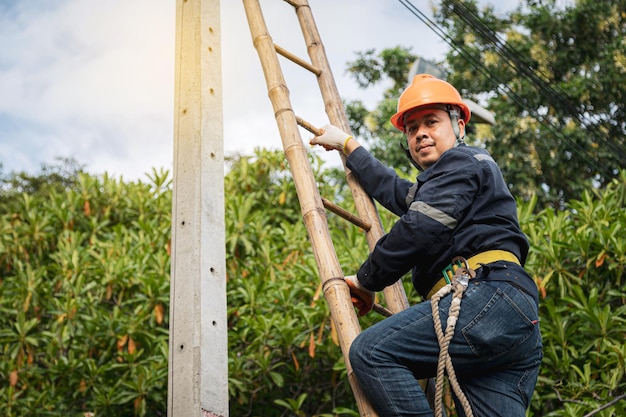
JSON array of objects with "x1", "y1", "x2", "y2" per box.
[
  {"x1": 447, "y1": 105, "x2": 465, "y2": 146},
  {"x1": 400, "y1": 138, "x2": 423, "y2": 171}
]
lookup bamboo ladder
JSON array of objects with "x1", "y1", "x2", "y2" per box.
[{"x1": 242, "y1": 1, "x2": 436, "y2": 415}]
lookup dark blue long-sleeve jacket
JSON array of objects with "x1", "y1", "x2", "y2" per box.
[{"x1": 346, "y1": 144, "x2": 529, "y2": 298}]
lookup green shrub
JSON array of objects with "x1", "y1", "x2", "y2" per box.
[
  {"x1": 0, "y1": 169, "x2": 171, "y2": 417},
  {"x1": 1, "y1": 152, "x2": 624, "y2": 416},
  {"x1": 522, "y1": 171, "x2": 626, "y2": 417}
]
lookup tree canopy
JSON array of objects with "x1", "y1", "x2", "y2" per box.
[
  {"x1": 1, "y1": 154, "x2": 624, "y2": 416},
  {"x1": 344, "y1": 0, "x2": 625, "y2": 209}
]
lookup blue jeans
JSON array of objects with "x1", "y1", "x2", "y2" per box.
[{"x1": 349, "y1": 264, "x2": 542, "y2": 417}]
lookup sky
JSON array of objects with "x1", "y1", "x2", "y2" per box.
[{"x1": 0, "y1": 0, "x2": 521, "y2": 181}]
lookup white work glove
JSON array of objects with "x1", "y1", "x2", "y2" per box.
[
  {"x1": 310, "y1": 124, "x2": 352, "y2": 153},
  {"x1": 344, "y1": 275, "x2": 374, "y2": 316}
]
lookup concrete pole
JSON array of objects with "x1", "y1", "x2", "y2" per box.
[{"x1": 168, "y1": 0, "x2": 227, "y2": 416}]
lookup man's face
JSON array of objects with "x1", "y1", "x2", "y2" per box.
[{"x1": 404, "y1": 108, "x2": 464, "y2": 170}]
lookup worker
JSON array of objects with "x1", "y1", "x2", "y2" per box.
[{"x1": 311, "y1": 74, "x2": 542, "y2": 416}]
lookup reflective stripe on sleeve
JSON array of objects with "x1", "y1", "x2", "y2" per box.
[
  {"x1": 409, "y1": 201, "x2": 457, "y2": 229},
  {"x1": 474, "y1": 154, "x2": 495, "y2": 163},
  {"x1": 405, "y1": 183, "x2": 418, "y2": 207}
]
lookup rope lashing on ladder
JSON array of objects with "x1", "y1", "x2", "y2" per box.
[{"x1": 430, "y1": 256, "x2": 476, "y2": 417}]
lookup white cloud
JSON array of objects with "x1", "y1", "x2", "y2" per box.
[
  {"x1": 0, "y1": 0, "x2": 521, "y2": 180},
  {"x1": 0, "y1": 0, "x2": 175, "y2": 179}
]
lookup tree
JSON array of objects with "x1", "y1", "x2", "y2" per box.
[
  {"x1": 520, "y1": 171, "x2": 626, "y2": 416},
  {"x1": 344, "y1": 46, "x2": 421, "y2": 178},
  {"x1": 0, "y1": 168, "x2": 171, "y2": 416},
  {"x1": 0, "y1": 157, "x2": 86, "y2": 210},
  {"x1": 436, "y1": 0, "x2": 625, "y2": 208},
  {"x1": 342, "y1": 1, "x2": 625, "y2": 209}
]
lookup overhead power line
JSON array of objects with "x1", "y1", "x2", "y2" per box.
[
  {"x1": 395, "y1": 0, "x2": 617, "y2": 179},
  {"x1": 443, "y1": 0, "x2": 626, "y2": 161}
]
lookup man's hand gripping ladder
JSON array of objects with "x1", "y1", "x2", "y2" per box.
[{"x1": 430, "y1": 256, "x2": 476, "y2": 417}]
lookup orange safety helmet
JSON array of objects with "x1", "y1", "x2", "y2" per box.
[{"x1": 390, "y1": 74, "x2": 471, "y2": 132}]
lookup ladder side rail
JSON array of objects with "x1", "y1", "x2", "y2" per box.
[
  {"x1": 291, "y1": 3, "x2": 445, "y2": 408},
  {"x1": 290, "y1": 0, "x2": 410, "y2": 313},
  {"x1": 288, "y1": 3, "x2": 443, "y2": 409},
  {"x1": 242, "y1": 1, "x2": 378, "y2": 415}
]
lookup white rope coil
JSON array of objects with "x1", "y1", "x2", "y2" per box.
[{"x1": 430, "y1": 275, "x2": 475, "y2": 417}]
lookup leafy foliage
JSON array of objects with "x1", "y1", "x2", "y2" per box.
[
  {"x1": 224, "y1": 152, "x2": 626, "y2": 416},
  {"x1": 224, "y1": 149, "x2": 375, "y2": 416},
  {"x1": 1, "y1": 153, "x2": 624, "y2": 416},
  {"x1": 521, "y1": 171, "x2": 626, "y2": 416},
  {"x1": 343, "y1": 1, "x2": 625, "y2": 210},
  {"x1": 0, "y1": 168, "x2": 171, "y2": 416},
  {"x1": 0, "y1": 157, "x2": 86, "y2": 209},
  {"x1": 436, "y1": 0, "x2": 625, "y2": 208},
  {"x1": 344, "y1": 46, "x2": 420, "y2": 177}
]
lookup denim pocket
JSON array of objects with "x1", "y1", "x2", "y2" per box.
[{"x1": 462, "y1": 286, "x2": 536, "y2": 360}]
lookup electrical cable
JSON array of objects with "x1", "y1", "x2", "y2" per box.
[
  {"x1": 396, "y1": 0, "x2": 614, "y2": 178},
  {"x1": 444, "y1": 0, "x2": 626, "y2": 161}
]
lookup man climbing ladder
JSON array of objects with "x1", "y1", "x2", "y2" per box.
[{"x1": 311, "y1": 74, "x2": 543, "y2": 416}]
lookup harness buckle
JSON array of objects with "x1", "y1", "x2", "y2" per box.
[
  {"x1": 441, "y1": 258, "x2": 463, "y2": 284},
  {"x1": 442, "y1": 256, "x2": 476, "y2": 285}
]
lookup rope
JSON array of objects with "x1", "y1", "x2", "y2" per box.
[{"x1": 430, "y1": 264, "x2": 475, "y2": 417}]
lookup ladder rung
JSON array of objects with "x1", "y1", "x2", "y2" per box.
[
  {"x1": 296, "y1": 116, "x2": 322, "y2": 136},
  {"x1": 373, "y1": 303, "x2": 393, "y2": 317},
  {"x1": 282, "y1": 0, "x2": 301, "y2": 9},
  {"x1": 322, "y1": 197, "x2": 371, "y2": 232},
  {"x1": 274, "y1": 43, "x2": 322, "y2": 76}
]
